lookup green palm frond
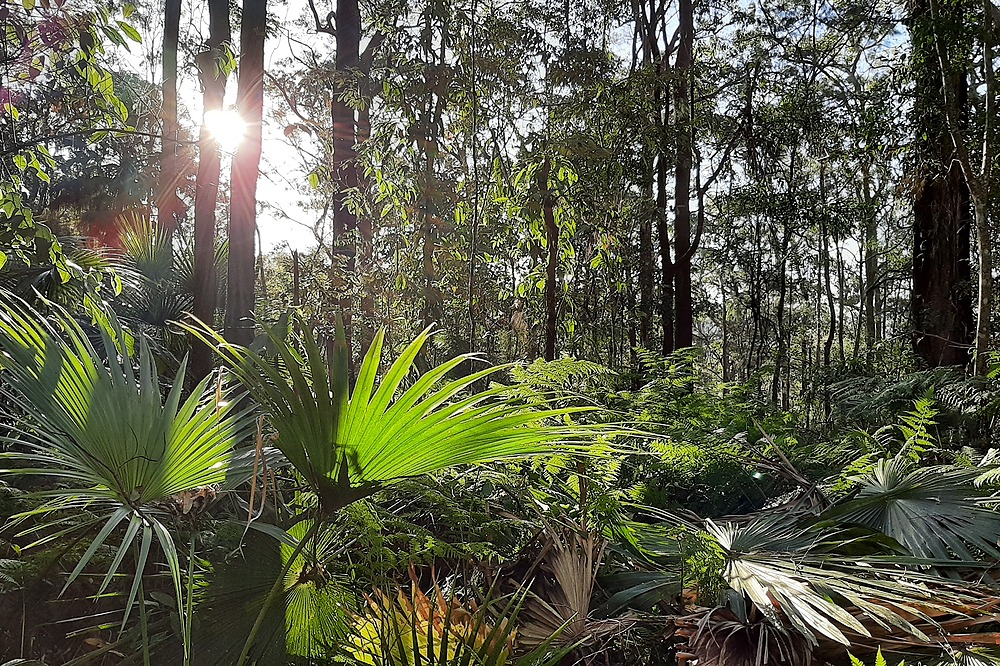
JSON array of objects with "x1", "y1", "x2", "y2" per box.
[
  {"x1": 190, "y1": 521, "x2": 352, "y2": 666},
  {"x1": 185, "y1": 312, "x2": 590, "y2": 515},
  {"x1": 0, "y1": 296, "x2": 255, "y2": 646},
  {"x1": 824, "y1": 458, "x2": 1000, "y2": 561}
]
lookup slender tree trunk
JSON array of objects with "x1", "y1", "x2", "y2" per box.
[
  {"x1": 225, "y1": 0, "x2": 267, "y2": 346},
  {"x1": 974, "y1": 0, "x2": 994, "y2": 375},
  {"x1": 540, "y1": 158, "x2": 558, "y2": 361},
  {"x1": 333, "y1": 0, "x2": 361, "y2": 358},
  {"x1": 357, "y1": 104, "x2": 375, "y2": 355},
  {"x1": 837, "y1": 239, "x2": 846, "y2": 361},
  {"x1": 157, "y1": 0, "x2": 182, "y2": 236},
  {"x1": 292, "y1": 249, "x2": 301, "y2": 306},
  {"x1": 721, "y1": 275, "x2": 730, "y2": 381},
  {"x1": 191, "y1": 0, "x2": 231, "y2": 378},
  {"x1": 421, "y1": 153, "x2": 440, "y2": 332},
  {"x1": 862, "y1": 163, "x2": 878, "y2": 357},
  {"x1": 639, "y1": 150, "x2": 655, "y2": 348},
  {"x1": 772, "y1": 220, "x2": 791, "y2": 406},
  {"x1": 673, "y1": 0, "x2": 694, "y2": 350},
  {"x1": 657, "y1": 153, "x2": 674, "y2": 356},
  {"x1": 822, "y1": 218, "x2": 835, "y2": 417}
]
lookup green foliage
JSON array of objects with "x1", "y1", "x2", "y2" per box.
[
  {"x1": 0, "y1": 296, "x2": 255, "y2": 650},
  {"x1": 824, "y1": 457, "x2": 1000, "y2": 561},
  {"x1": 849, "y1": 648, "x2": 902, "y2": 666},
  {"x1": 187, "y1": 312, "x2": 590, "y2": 515}
]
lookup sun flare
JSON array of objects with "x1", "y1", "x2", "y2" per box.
[{"x1": 203, "y1": 108, "x2": 246, "y2": 153}]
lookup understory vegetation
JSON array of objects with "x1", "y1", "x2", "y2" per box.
[
  {"x1": 7, "y1": 0, "x2": 1000, "y2": 663},
  {"x1": 2, "y1": 293, "x2": 1000, "y2": 665}
]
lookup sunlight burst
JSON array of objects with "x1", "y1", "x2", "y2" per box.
[{"x1": 203, "y1": 108, "x2": 246, "y2": 152}]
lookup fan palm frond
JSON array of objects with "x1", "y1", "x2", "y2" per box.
[
  {"x1": 0, "y1": 297, "x2": 255, "y2": 647},
  {"x1": 706, "y1": 515, "x2": 983, "y2": 648},
  {"x1": 185, "y1": 312, "x2": 591, "y2": 515},
  {"x1": 824, "y1": 458, "x2": 1000, "y2": 561}
]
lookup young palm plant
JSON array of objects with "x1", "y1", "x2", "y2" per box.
[
  {"x1": 186, "y1": 311, "x2": 592, "y2": 663},
  {"x1": 0, "y1": 297, "x2": 255, "y2": 660}
]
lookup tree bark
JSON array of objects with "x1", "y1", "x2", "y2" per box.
[
  {"x1": 862, "y1": 162, "x2": 878, "y2": 358},
  {"x1": 191, "y1": 0, "x2": 231, "y2": 378},
  {"x1": 225, "y1": 0, "x2": 267, "y2": 346},
  {"x1": 657, "y1": 152, "x2": 674, "y2": 356},
  {"x1": 540, "y1": 158, "x2": 558, "y2": 361},
  {"x1": 908, "y1": 0, "x2": 974, "y2": 368},
  {"x1": 357, "y1": 104, "x2": 375, "y2": 356},
  {"x1": 673, "y1": 0, "x2": 694, "y2": 350},
  {"x1": 156, "y1": 0, "x2": 183, "y2": 236},
  {"x1": 638, "y1": 150, "x2": 655, "y2": 349},
  {"x1": 333, "y1": 0, "x2": 360, "y2": 358}
]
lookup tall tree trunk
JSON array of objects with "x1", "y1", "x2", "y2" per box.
[
  {"x1": 421, "y1": 153, "x2": 440, "y2": 332},
  {"x1": 357, "y1": 104, "x2": 375, "y2": 355},
  {"x1": 540, "y1": 158, "x2": 558, "y2": 361},
  {"x1": 638, "y1": 150, "x2": 654, "y2": 349},
  {"x1": 973, "y1": 0, "x2": 994, "y2": 374},
  {"x1": 157, "y1": 0, "x2": 182, "y2": 236},
  {"x1": 673, "y1": 0, "x2": 694, "y2": 350},
  {"x1": 191, "y1": 0, "x2": 231, "y2": 378},
  {"x1": 225, "y1": 0, "x2": 267, "y2": 346},
  {"x1": 721, "y1": 275, "x2": 730, "y2": 381},
  {"x1": 822, "y1": 218, "x2": 835, "y2": 417},
  {"x1": 333, "y1": 0, "x2": 360, "y2": 358},
  {"x1": 862, "y1": 162, "x2": 878, "y2": 358},
  {"x1": 908, "y1": 0, "x2": 974, "y2": 367},
  {"x1": 657, "y1": 152, "x2": 674, "y2": 356}
]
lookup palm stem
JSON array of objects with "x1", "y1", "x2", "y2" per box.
[
  {"x1": 184, "y1": 534, "x2": 196, "y2": 666},
  {"x1": 236, "y1": 517, "x2": 322, "y2": 666},
  {"x1": 138, "y1": 570, "x2": 150, "y2": 666}
]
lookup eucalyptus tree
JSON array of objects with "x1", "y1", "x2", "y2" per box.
[
  {"x1": 157, "y1": 0, "x2": 184, "y2": 237},
  {"x1": 907, "y1": 0, "x2": 975, "y2": 368},
  {"x1": 191, "y1": 0, "x2": 233, "y2": 377},
  {"x1": 226, "y1": 0, "x2": 268, "y2": 346}
]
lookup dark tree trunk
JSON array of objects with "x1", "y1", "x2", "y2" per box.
[
  {"x1": 333, "y1": 0, "x2": 360, "y2": 358},
  {"x1": 862, "y1": 163, "x2": 878, "y2": 358},
  {"x1": 638, "y1": 151, "x2": 654, "y2": 349},
  {"x1": 673, "y1": 0, "x2": 694, "y2": 350},
  {"x1": 225, "y1": 0, "x2": 267, "y2": 346},
  {"x1": 908, "y1": 0, "x2": 974, "y2": 368},
  {"x1": 157, "y1": 0, "x2": 183, "y2": 236},
  {"x1": 191, "y1": 0, "x2": 231, "y2": 378},
  {"x1": 540, "y1": 158, "x2": 558, "y2": 361},
  {"x1": 657, "y1": 152, "x2": 674, "y2": 356}
]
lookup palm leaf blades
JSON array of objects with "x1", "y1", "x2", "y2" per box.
[
  {"x1": 186, "y1": 312, "x2": 590, "y2": 515},
  {"x1": 825, "y1": 458, "x2": 1000, "y2": 561},
  {"x1": 0, "y1": 297, "x2": 255, "y2": 641}
]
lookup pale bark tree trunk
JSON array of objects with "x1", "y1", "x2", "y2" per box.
[
  {"x1": 357, "y1": 104, "x2": 375, "y2": 355},
  {"x1": 657, "y1": 153, "x2": 674, "y2": 356},
  {"x1": 973, "y1": 0, "x2": 994, "y2": 375}
]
